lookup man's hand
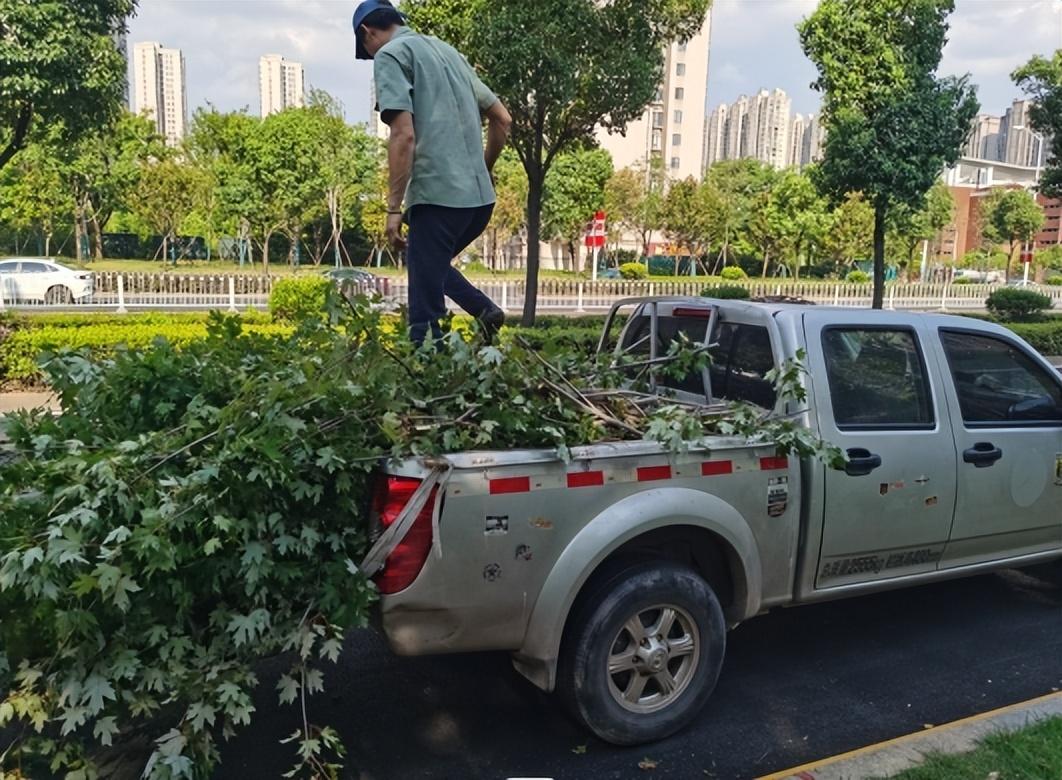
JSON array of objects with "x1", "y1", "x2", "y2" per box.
[{"x1": 386, "y1": 213, "x2": 406, "y2": 250}]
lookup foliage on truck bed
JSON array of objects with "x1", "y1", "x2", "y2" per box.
[{"x1": 0, "y1": 296, "x2": 838, "y2": 778}]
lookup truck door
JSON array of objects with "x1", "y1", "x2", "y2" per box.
[
  {"x1": 930, "y1": 327, "x2": 1062, "y2": 567},
  {"x1": 804, "y1": 312, "x2": 957, "y2": 587}
]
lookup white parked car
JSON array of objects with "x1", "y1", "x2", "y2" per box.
[{"x1": 0, "y1": 258, "x2": 93, "y2": 304}]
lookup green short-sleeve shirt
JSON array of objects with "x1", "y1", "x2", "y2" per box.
[{"x1": 374, "y1": 27, "x2": 498, "y2": 210}]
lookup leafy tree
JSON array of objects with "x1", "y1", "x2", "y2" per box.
[
  {"x1": 604, "y1": 160, "x2": 666, "y2": 259},
  {"x1": 185, "y1": 109, "x2": 263, "y2": 265},
  {"x1": 486, "y1": 149, "x2": 528, "y2": 269},
  {"x1": 823, "y1": 192, "x2": 874, "y2": 267},
  {"x1": 1012, "y1": 50, "x2": 1062, "y2": 198},
  {"x1": 980, "y1": 187, "x2": 1045, "y2": 282},
  {"x1": 661, "y1": 177, "x2": 717, "y2": 274},
  {"x1": 133, "y1": 158, "x2": 207, "y2": 262},
  {"x1": 0, "y1": 0, "x2": 135, "y2": 170},
  {"x1": 886, "y1": 180, "x2": 954, "y2": 277},
  {"x1": 542, "y1": 147, "x2": 613, "y2": 272},
  {"x1": 0, "y1": 128, "x2": 72, "y2": 256},
  {"x1": 768, "y1": 168, "x2": 829, "y2": 279},
  {"x1": 704, "y1": 160, "x2": 764, "y2": 267},
  {"x1": 404, "y1": 0, "x2": 711, "y2": 324},
  {"x1": 799, "y1": 0, "x2": 979, "y2": 307},
  {"x1": 67, "y1": 112, "x2": 167, "y2": 260}
]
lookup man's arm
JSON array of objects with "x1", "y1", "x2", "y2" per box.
[
  {"x1": 483, "y1": 100, "x2": 512, "y2": 173},
  {"x1": 385, "y1": 111, "x2": 415, "y2": 249}
]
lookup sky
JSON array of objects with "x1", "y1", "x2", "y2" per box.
[{"x1": 127, "y1": 0, "x2": 1062, "y2": 125}]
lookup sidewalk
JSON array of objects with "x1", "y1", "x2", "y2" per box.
[
  {"x1": 758, "y1": 691, "x2": 1062, "y2": 780},
  {"x1": 0, "y1": 392, "x2": 59, "y2": 413}
]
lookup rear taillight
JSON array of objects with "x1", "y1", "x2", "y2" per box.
[{"x1": 371, "y1": 475, "x2": 437, "y2": 594}]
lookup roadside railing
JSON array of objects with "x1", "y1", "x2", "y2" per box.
[{"x1": 1, "y1": 272, "x2": 1061, "y2": 313}]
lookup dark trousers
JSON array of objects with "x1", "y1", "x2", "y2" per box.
[{"x1": 406, "y1": 203, "x2": 497, "y2": 344}]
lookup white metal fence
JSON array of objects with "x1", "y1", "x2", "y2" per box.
[{"x1": 2, "y1": 272, "x2": 1061, "y2": 314}]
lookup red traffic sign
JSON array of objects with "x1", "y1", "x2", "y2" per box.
[
  {"x1": 1020, "y1": 248, "x2": 1034, "y2": 264},
  {"x1": 584, "y1": 211, "x2": 607, "y2": 248}
]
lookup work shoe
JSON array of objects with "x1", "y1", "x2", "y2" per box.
[{"x1": 477, "y1": 306, "x2": 506, "y2": 345}]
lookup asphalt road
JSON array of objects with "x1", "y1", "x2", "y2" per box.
[{"x1": 216, "y1": 568, "x2": 1062, "y2": 780}]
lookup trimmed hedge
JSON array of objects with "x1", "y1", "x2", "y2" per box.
[
  {"x1": 986, "y1": 287, "x2": 1054, "y2": 321},
  {"x1": 0, "y1": 315, "x2": 291, "y2": 382},
  {"x1": 269, "y1": 277, "x2": 333, "y2": 321},
  {"x1": 1007, "y1": 320, "x2": 1062, "y2": 356}
]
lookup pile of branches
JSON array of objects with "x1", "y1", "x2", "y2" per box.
[{"x1": 0, "y1": 297, "x2": 837, "y2": 778}]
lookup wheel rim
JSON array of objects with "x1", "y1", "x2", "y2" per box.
[{"x1": 606, "y1": 604, "x2": 700, "y2": 714}]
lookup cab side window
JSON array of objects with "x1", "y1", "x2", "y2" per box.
[
  {"x1": 822, "y1": 328, "x2": 933, "y2": 429},
  {"x1": 940, "y1": 330, "x2": 1062, "y2": 425}
]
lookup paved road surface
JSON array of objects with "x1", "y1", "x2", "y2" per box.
[{"x1": 217, "y1": 569, "x2": 1061, "y2": 780}]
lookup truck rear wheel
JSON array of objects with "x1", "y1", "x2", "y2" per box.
[{"x1": 557, "y1": 560, "x2": 725, "y2": 745}]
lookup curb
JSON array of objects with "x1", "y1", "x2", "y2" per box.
[{"x1": 757, "y1": 691, "x2": 1062, "y2": 780}]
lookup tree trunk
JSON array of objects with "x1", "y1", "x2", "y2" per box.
[
  {"x1": 73, "y1": 206, "x2": 84, "y2": 262},
  {"x1": 872, "y1": 202, "x2": 887, "y2": 310},
  {"x1": 522, "y1": 170, "x2": 544, "y2": 327},
  {"x1": 91, "y1": 212, "x2": 104, "y2": 261},
  {"x1": 262, "y1": 231, "x2": 273, "y2": 276},
  {"x1": 761, "y1": 249, "x2": 769, "y2": 279},
  {"x1": 1005, "y1": 239, "x2": 1017, "y2": 283}
]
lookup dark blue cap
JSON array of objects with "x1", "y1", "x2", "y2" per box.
[{"x1": 353, "y1": 0, "x2": 405, "y2": 60}]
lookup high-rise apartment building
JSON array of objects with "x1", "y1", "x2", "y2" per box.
[
  {"x1": 747, "y1": 88, "x2": 791, "y2": 169},
  {"x1": 259, "y1": 54, "x2": 305, "y2": 117},
  {"x1": 965, "y1": 114, "x2": 1002, "y2": 161},
  {"x1": 787, "y1": 114, "x2": 806, "y2": 169},
  {"x1": 1000, "y1": 99, "x2": 1047, "y2": 168},
  {"x1": 704, "y1": 104, "x2": 728, "y2": 169},
  {"x1": 132, "y1": 42, "x2": 187, "y2": 147},
  {"x1": 595, "y1": 8, "x2": 712, "y2": 181},
  {"x1": 802, "y1": 114, "x2": 825, "y2": 167},
  {"x1": 706, "y1": 88, "x2": 810, "y2": 170}
]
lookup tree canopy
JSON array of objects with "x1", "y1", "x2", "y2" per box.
[
  {"x1": 799, "y1": 0, "x2": 978, "y2": 307},
  {"x1": 0, "y1": 0, "x2": 136, "y2": 170},
  {"x1": 1012, "y1": 50, "x2": 1062, "y2": 199},
  {"x1": 980, "y1": 187, "x2": 1045, "y2": 282}
]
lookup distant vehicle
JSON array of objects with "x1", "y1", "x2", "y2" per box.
[
  {"x1": 324, "y1": 267, "x2": 390, "y2": 293},
  {"x1": 953, "y1": 269, "x2": 1003, "y2": 284},
  {"x1": 0, "y1": 258, "x2": 93, "y2": 304},
  {"x1": 1007, "y1": 279, "x2": 1043, "y2": 291}
]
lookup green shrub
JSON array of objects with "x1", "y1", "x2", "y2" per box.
[
  {"x1": 720, "y1": 266, "x2": 748, "y2": 281},
  {"x1": 1007, "y1": 319, "x2": 1062, "y2": 355},
  {"x1": 986, "y1": 287, "x2": 1054, "y2": 321},
  {"x1": 269, "y1": 276, "x2": 333, "y2": 321},
  {"x1": 618, "y1": 262, "x2": 648, "y2": 280},
  {"x1": 845, "y1": 270, "x2": 871, "y2": 283},
  {"x1": 1046, "y1": 276, "x2": 1062, "y2": 287},
  {"x1": 702, "y1": 284, "x2": 751, "y2": 300},
  {"x1": 952, "y1": 277, "x2": 972, "y2": 285},
  {"x1": 0, "y1": 318, "x2": 291, "y2": 382}
]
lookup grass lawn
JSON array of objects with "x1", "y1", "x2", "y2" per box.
[{"x1": 881, "y1": 716, "x2": 1062, "y2": 780}]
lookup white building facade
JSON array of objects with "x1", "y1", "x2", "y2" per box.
[
  {"x1": 594, "y1": 8, "x2": 713, "y2": 182},
  {"x1": 259, "y1": 54, "x2": 305, "y2": 117},
  {"x1": 132, "y1": 41, "x2": 187, "y2": 146}
]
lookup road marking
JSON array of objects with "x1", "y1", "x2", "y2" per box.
[{"x1": 755, "y1": 691, "x2": 1062, "y2": 780}]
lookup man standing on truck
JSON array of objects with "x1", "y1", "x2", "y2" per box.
[{"x1": 353, "y1": 0, "x2": 513, "y2": 345}]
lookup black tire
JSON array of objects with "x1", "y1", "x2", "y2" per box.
[
  {"x1": 45, "y1": 285, "x2": 73, "y2": 304},
  {"x1": 557, "y1": 560, "x2": 726, "y2": 745}
]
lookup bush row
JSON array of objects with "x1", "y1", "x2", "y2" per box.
[{"x1": 1, "y1": 315, "x2": 292, "y2": 382}]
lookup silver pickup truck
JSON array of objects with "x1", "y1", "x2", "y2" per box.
[{"x1": 362, "y1": 297, "x2": 1062, "y2": 746}]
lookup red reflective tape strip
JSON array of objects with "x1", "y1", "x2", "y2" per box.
[
  {"x1": 567, "y1": 471, "x2": 604, "y2": 488},
  {"x1": 490, "y1": 476, "x2": 531, "y2": 495},
  {"x1": 637, "y1": 465, "x2": 672, "y2": 482},
  {"x1": 760, "y1": 457, "x2": 789, "y2": 471},
  {"x1": 701, "y1": 460, "x2": 733, "y2": 476}
]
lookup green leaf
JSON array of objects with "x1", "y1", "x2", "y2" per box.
[{"x1": 277, "y1": 674, "x2": 299, "y2": 705}]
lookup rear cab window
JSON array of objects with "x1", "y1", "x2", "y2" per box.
[{"x1": 619, "y1": 307, "x2": 777, "y2": 408}]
